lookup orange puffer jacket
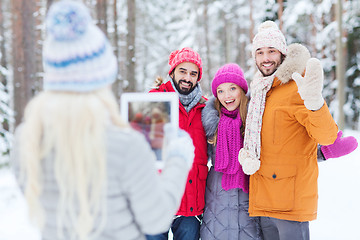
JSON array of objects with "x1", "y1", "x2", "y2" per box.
[{"x1": 248, "y1": 44, "x2": 338, "y2": 222}]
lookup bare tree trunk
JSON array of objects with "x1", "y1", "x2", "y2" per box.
[
  {"x1": 335, "y1": 0, "x2": 345, "y2": 129},
  {"x1": 118, "y1": 1, "x2": 127, "y2": 95},
  {"x1": 113, "y1": 0, "x2": 119, "y2": 60},
  {"x1": 219, "y1": 9, "x2": 227, "y2": 64},
  {"x1": 0, "y1": 0, "x2": 7, "y2": 81},
  {"x1": 11, "y1": 0, "x2": 37, "y2": 127},
  {"x1": 203, "y1": 0, "x2": 211, "y2": 94},
  {"x1": 277, "y1": 0, "x2": 283, "y2": 31},
  {"x1": 140, "y1": 15, "x2": 148, "y2": 92},
  {"x1": 126, "y1": 0, "x2": 136, "y2": 92},
  {"x1": 112, "y1": 0, "x2": 121, "y2": 99},
  {"x1": 97, "y1": 0, "x2": 108, "y2": 35},
  {"x1": 47, "y1": 0, "x2": 54, "y2": 11},
  {"x1": 219, "y1": 9, "x2": 231, "y2": 63},
  {"x1": 236, "y1": 25, "x2": 247, "y2": 70},
  {"x1": 0, "y1": 0, "x2": 8, "y2": 132},
  {"x1": 225, "y1": 19, "x2": 232, "y2": 63},
  {"x1": 34, "y1": 0, "x2": 44, "y2": 92},
  {"x1": 249, "y1": 0, "x2": 254, "y2": 41},
  {"x1": 310, "y1": 15, "x2": 317, "y2": 54}
]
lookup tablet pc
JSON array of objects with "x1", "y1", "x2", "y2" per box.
[{"x1": 120, "y1": 92, "x2": 179, "y2": 167}]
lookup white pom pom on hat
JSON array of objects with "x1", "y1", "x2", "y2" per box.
[
  {"x1": 257, "y1": 20, "x2": 279, "y2": 32},
  {"x1": 46, "y1": 1, "x2": 91, "y2": 41},
  {"x1": 252, "y1": 20, "x2": 287, "y2": 58}
]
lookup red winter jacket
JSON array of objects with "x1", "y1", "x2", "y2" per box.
[{"x1": 150, "y1": 81, "x2": 208, "y2": 216}]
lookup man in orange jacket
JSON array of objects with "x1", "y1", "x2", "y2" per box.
[{"x1": 238, "y1": 20, "x2": 341, "y2": 240}]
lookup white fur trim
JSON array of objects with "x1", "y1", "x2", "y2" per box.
[{"x1": 275, "y1": 43, "x2": 311, "y2": 84}]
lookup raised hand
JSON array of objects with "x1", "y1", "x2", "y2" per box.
[{"x1": 292, "y1": 58, "x2": 325, "y2": 111}]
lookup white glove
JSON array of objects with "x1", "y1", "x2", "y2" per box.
[
  {"x1": 292, "y1": 58, "x2": 325, "y2": 111},
  {"x1": 162, "y1": 123, "x2": 195, "y2": 169},
  {"x1": 238, "y1": 148, "x2": 260, "y2": 175}
]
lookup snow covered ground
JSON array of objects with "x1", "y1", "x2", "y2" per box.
[
  {"x1": 0, "y1": 169, "x2": 40, "y2": 240},
  {"x1": 311, "y1": 129, "x2": 360, "y2": 240},
  {"x1": 0, "y1": 129, "x2": 359, "y2": 240}
]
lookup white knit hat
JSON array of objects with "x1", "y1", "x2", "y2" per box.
[
  {"x1": 43, "y1": 0, "x2": 117, "y2": 92},
  {"x1": 252, "y1": 20, "x2": 287, "y2": 58}
]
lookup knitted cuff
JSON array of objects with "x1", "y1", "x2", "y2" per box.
[
  {"x1": 320, "y1": 145, "x2": 333, "y2": 160},
  {"x1": 304, "y1": 97, "x2": 324, "y2": 111}
]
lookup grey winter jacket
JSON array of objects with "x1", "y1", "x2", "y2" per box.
[
  {"x1": 11, "y1": 123, "x2": 189, "y2": 240},
  {"x1": 200, "y1": 98, "x2": 262, "y2": 240}
]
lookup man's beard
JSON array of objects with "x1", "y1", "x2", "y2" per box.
[
  {"x1": 173, "y1": 78, "x2": 196, "y2": 95},
  {"x1": 257, "y1": 61, "x2": 281, "y2": 77}
]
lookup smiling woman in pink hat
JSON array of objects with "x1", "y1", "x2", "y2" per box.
[{"x1": 200, "y1": 63, "x2": 262, "y2": 240}]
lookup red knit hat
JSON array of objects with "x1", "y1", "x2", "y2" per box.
[
  {"x1": 211, "y1": 63, "x2": 248, "y2": 97},
  {"x1": 168, "y1": 47, "x2": 203, "y2": 81}
]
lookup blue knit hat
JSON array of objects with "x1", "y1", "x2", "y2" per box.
[
  {"x1": 211, "y1": 63, "x2": 248, "y2": 97},
  {"x1": 43, "y1": 0, "x2": 117, "y2": 92}
]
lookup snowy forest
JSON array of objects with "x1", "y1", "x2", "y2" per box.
[{"x1": 0, "y1": 0, "x2": 360, "y2": 166}]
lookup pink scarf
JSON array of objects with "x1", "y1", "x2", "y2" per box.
[{"x1": 215, "y1": 107, "x2": 249, "y2": 192}]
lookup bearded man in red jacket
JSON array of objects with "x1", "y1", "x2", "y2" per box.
[{"x1": 146, "y1": 47, "x2": 208, "y2": 240}]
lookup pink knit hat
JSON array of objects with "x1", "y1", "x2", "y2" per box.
[
  {"x1": 168, "y1": 47, "x2": 203, "y2": 81},
  {"x1": 252, "y1": 20, "x2": 287, "y2": 58},
  {"x1": 211, "y1": 63, "x2": 248, "y2": 97}
]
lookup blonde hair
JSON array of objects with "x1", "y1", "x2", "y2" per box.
[
  {"x1": 19, "y1": 87, "x2": 126, "y2": 240},
  {"x1": 208, "y1": 89, "x2": 249, "y2": 145}
]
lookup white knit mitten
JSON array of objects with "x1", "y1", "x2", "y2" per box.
[
  {"x1": 163, "y1": 123, "x2": 194, "y2": 169},
  {"x1": 238, "y1": 148, "x2": 261, "y2": 175},
  {"x1": 292, "y1": 58, "x2": 325, "y2": 111}
]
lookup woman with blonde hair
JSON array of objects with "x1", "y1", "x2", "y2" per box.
[{"x1": 11, "y1": 1, "x2": 194, "y2": 240}]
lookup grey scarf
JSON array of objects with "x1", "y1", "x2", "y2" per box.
[{"x1": 170, "y1": 78, "x2": 202, "y2": 112}]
